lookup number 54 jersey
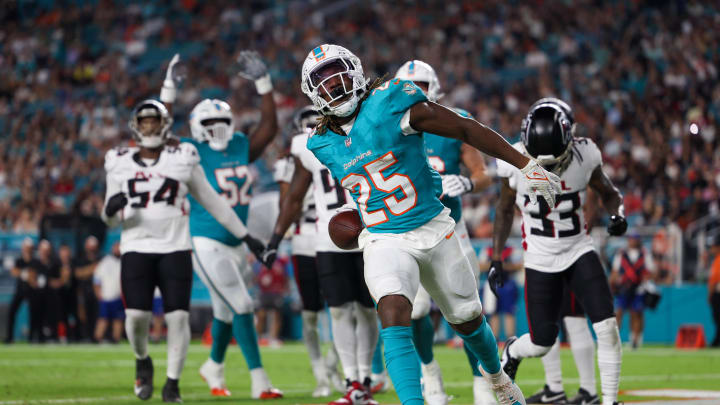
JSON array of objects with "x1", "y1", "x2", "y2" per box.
[
  {"x1": 496, "y1": 138, "x2": 603, "y2": 273},
  {"x1": 103, "y1": 143, "x2": 200, "y2": 255}
]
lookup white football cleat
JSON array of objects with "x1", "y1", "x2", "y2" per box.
[
  {"x1": 473, "y1": 375, "x2": 498, "y2": 405},
  {"x1": 199, "y1": 358, "x2": 230, "y2": 396},
  {"x1": 250, "y1": 368, "x2": 283, "y2": 399},
  {"x1": 369, "y1": 371, "x2": 390, "y2": 394},
  {"x1": 421, "y1": 359, "x2": 449, "y2": 405},
  {"x1": 313, "y1": 383, "x2": 332, "y2": 398},
  {"x1": 491, "y1": 372, "x2": 526, "y2": 405}
]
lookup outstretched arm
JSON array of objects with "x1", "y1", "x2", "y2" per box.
[
  {"x1": 187, "y1": 165, "x2": 248, "y2": 239},
  {"x1": 461, "y1": 143, "x2": 492, "y2": 191},
  {"x1": 409, "y1": 102, "x2": 529, "y2": 169}
]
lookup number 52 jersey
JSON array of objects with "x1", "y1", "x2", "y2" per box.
[
  {"x1": 103, "y1": 143, "x2": 200, "y2": 255},
  {"x1": 496, "y1": 138, "x2": 602, "y2": 273}
]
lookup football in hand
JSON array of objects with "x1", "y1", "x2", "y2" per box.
[{"x1": 328, "y1": 209, "x2": 363, "y2": 250}]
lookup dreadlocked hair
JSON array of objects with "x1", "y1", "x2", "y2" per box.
[{"x1": 315, "y1": 74, "x2": 389, "y2": 136}]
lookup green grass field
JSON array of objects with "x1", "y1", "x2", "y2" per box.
[{"x1": 1, "y1": 342, "x2": 719, "y2": 404}]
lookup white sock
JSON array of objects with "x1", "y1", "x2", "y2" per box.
[
  {"x1": 508, "y1": 334, "x2": 552, "y2": 359},
  {"x1": 540, "y1": 338, "x2": 563, "y2": 392},
  {"x1": 354, "y1": 302, "x2": 379, "y2": 382},
  {"x1": 125, "y1": 309, "x2": 152, "y2": 359},
  {"x1": 564, "y1": 316, "x2": 597, "y2": 396},
  {"x1": 165, "y1": 310, "x2": 190, "y2": 380},
  {"x1": 593, "y1": 318, "x2": 621, "y2": 405},
  {"x1": 302, "y1": 311, "x2": 322, "y2": 362},
  {"x1": 325, "y1": 342, "x2": 340, "y2": 371},
  {"x1": 330, "y1": 302, "x2": 358, "y2": 381}
]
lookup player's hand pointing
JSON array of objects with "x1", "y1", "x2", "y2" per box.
[
  {"x1": 487, "y1": 260, "x2": 505, "y2": 298},
  {"x1": 521, "y1": 159, "x2": 561, "y2": 207}
]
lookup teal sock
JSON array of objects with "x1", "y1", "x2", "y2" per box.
[
  {"x1": 456, "y1": 316, "x2": 501, "y2": 374},
  {"x1": 372, "y1": 333, "x2": 385, "y2": 374},
  {"x1": 232, "y1": 313, "x2": 262, "y2": 370},
  {"x1": 411, "y1": 315, "x2": 435, "y2": 365},
  {"x1": 463, "y1": 342, "x2": 483, "y2": 377},
  {"x1": 210, "y1": 318, "x2": 233, "y2": 364},
  {"x1": 382, "y1": 326, "x2": 424, "y2": 405}
]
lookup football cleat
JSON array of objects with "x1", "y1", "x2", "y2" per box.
[
  {"x1": 199, "y1": 358, "x2": 230, "y2": 396},
  {"x1": 162, "y1": 378, "x2": 182, "y2": 403},
  {"x1": 328, "y1": 367, "x2": 346, "y2": 393},
  {"x1": 501, "y1": 336, "x2": 522, "y2": 381},
  {"x1": 473, "y1": 376, "x2": 498, "y2": 405},
  {"x1": 422, "y1": 359, "x2": 449, "y2": 405},
  {"x1": 491, "y1": 372, "x2": 526, "y2": 405},
  {"x1": 526, "y1": 385, "x2": 567, "y2": 404},
  {"x1": 250, "y1": 368, "x2": 283, "y2": 399},
  {"x1": 134, "y1": 356, "x2": 154, "y2": 400},
  {"x1": 313, "y1": 383, "x2": 332, "y2": 398},
  {"x1": 369, "y1": 371, "x2": 389, "y2": 394},
  {"x1": 566, "y1": 388, "x2": 599, "y2": 404},
  {"x1": 328, "y1": 380, "x2": 378, "y2": 405}
]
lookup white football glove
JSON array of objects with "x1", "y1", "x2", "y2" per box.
[
  {"x1": 334, "y1": 202, "x2": 358, "y2": 215},
  {"x1": 441, "y1": 174, "x2": 473, "y2": 198},
  {"x1": 520, "y1": 159, "x2": 562, "y2": 207},
  {"x1": 160, "y1": 53, "x2": 181, "y2": 103},
  {"x1": 236, "y1": 50, "x2": 273, "y2": 95}
]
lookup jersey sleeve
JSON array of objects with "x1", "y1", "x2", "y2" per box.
[
  {"x1": 273, "y1": 157, "x2": 294, "y2": 184},
  {"x1": 177, "y1": 142, "x2": 201, "y2": 167},
  {"x1": 291, "y1": 133, "x2": 319, "y2": 173},
  {"x1": 577, "y1": 138, "x2": 603, "y2": 169},
  {"x1": 371, "y1": 79, "x2": 428, "y2": 136},
  {"x1": 104, "y1": 147, "x2": 129, "y2": 173}
]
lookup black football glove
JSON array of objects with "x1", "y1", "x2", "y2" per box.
[
  {"x1": 487, "y1": 260, "x2": 505, "y2": 298},
  {"x1": 243, "y1": 234, "x2": 268, "y2": 264},
  {"x1": 607, "y1": 215, "x2": 628, "y2": 236},
  {"x1": 104, "y1": 192, "x2": 128, "y2": 217},
  {"x1": 259, "y1": 233, "x2": 283, "y2": 268}
]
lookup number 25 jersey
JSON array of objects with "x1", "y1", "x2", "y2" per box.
[
  {"x1": 496, "y1": 138, "x2": 602, "y2": 272},
  {"x1": 104, "y1": 143, "x2": 200, "y2": 254}
]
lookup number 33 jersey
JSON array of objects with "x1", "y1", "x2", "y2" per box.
[
  {"x1": 103, "y1": 142, "x2": 200, "y2": 254},
  {"x1": 496, "y1": 138, "x2": 602, "y2": 272}
]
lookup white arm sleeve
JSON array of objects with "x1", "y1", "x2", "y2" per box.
[
  {"x1": 101, "y1": 173, "x2": 123, "y2": 227},
  {"x1": 400, "y1": 109, "x2": 420, "y2": 135},
  {"x1": 188, "y1": 164, "x2": 248, "y2": 239}
]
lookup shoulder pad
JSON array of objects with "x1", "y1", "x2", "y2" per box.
[
  {"x1": 171, "y1": 142, "x2": 201, "y2": 166},
  {"x1": 104, "y1": 146, "x2": 135, "y2": 172},
  {"x1": 290, "y1": 133, "x2": 309, "y2": 157},
  {"x1": 368, "y1": 79, "x2": 428, "y2": 115}
]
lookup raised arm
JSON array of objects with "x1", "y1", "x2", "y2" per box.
[
  {"x1": 588, "y1": 166, "x2": 627, "y2": 236},
  {"x1": 409, "y1": 101, "x2": 560, "y2": 206}
]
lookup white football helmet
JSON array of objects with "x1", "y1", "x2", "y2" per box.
[
  {"x1": 189, "y1": 99, "x2": 234, "y2": 151},
  {"x1": 128, "y1": 99, "x2": 173, "y2": 149},
  {"x1": 292, "y1": 105, "x2": 321, "y2": 133},
  {"x1": 301, "y1": 44, "x2": 366, "y2": 117},
  {"x1": 395, "y1": 60, "x2": 443, "y2": 102}
]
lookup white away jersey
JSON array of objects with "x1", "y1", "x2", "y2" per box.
[
  {"x1": 104, "y1": 143, "x2": 199, "y2": 254},
  {"x1": 291, "y1": 133, "x2": 359, "y2": 253},
  {"x1": 496, "y1": 138, "x2": 602, "y2": 272},
  {"x1": 273, "y1": 155, "x2": 317, "y2": 256}
]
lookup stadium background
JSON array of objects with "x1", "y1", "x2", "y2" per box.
[{"x1": 0, "y1": 0, "x2": 718, "y2": 347}]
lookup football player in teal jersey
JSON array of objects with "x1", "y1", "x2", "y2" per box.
[
  {"x1": 290, "y1": 44, "x2": 561, "y2": 405},
  {"x1": 393, "y1": 59, "x2": 496, "y2": 405},
  {"x1": 160, "y1": 51, "x2": 283, "y2": 400}
]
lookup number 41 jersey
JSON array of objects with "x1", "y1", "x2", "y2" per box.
[
  {"x1": 496, "y1": 138, "x2": 602, "y2": 273},
  {"x1": 104, "y1": 143, "x2": 200, "y2": 255}
]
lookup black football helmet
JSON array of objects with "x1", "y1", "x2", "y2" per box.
[
  {"x1": 292, "y1": 105, "x2": 321, "y2": 133},
  {"x1": 521, "y1": 98, "x2": 575, "y2": 175}
]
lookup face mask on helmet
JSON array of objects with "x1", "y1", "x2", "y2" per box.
[
  {"x1": 189, "y1": 99, "x2": 234, "y2": 151},
  {"x1": 292, "y1": 106, "x2": 320, "y2": 133},
  {"x1": 128, "y1": 100, "x2": 172, "y2": 149},
  {"x1": 521, "y1": 105, "x2": 574, "y2": 175},
  {"x1": 301, "y1": 45, "x2": 366, "y2": 118}
]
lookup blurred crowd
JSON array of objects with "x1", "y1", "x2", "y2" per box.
[{"x1": 0, "y1": 1, "x2": 718, "y2": 255}]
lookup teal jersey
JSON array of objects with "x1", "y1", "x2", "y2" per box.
[
  {"x1": 424, "y1": 107, "x2": 471, "y2": 223},
  {"x1": 183, "y1": 133, "x2": 252, "y2": 246},
  {"x1": 307, "y1": 79, "x2": 444, "y2": 234}
]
